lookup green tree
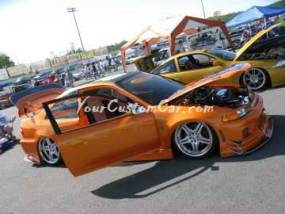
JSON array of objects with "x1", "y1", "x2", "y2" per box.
[
  {"x1": 66, "y1": 42, "x2": 83, "y2": 55},
  {"x1": 0, "y1": 53, "x2": 15, "y2": 68},
  {"x1": 106, "y1": 40, "x2": 127, "y2": 53},
  {"x1": 270, "y1": 0, "x2": 285, "y2": 7}
]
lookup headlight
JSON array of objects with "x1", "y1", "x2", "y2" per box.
[{"x1": 222, "y1": 108, "x2": 249, "y2": 122}]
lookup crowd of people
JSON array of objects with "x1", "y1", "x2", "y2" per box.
[
  {"x1": 240, "y1": 16, "x2": 284, "y2": 45},
  {"x1": 31, "y1": 56, "x2": 121, "y2": 88},
  {"x1": 81, "y1": 56, "x2": 120, "y2": 81}
]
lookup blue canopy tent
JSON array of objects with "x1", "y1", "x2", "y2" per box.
[{"x1": 226, "y1": 6, "x2": 285, "y2": 28}]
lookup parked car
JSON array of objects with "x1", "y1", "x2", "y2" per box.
[
  {"x1": 0, "y1": 91, "x2": 12, "y2": 109},
  {"x1": 12, "y1": 64, "x2": 273, "y2": 177},
  {"x1": 33, "y1": 69, "x2": 54, "y2": 85},
  {"x1": 151, "y1": 24, "x2": 285, "y2": 91}
]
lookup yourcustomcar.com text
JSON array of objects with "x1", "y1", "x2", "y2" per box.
[{"x1": 77, "y1": 97, "x2": 214, "y2": 114}]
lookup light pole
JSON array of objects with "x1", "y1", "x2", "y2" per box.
[
  {"x1": 67, "y1": 7, "x2": 85, "y2": 51},
  {"x1": 200, "y1": 0, "x2": 206, "y2": 18}
]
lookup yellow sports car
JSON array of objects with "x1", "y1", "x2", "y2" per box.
[{"x1": 151, "y1": 24, "x2": 285, "y2": 91}]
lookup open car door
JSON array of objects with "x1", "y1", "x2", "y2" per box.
[{"x1": 43, "y1": 90, "x2": 160, "y2": 177}]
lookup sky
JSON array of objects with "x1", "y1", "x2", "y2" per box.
[{"x1": 0, "y1": 0, "x2": 279, "y2": 63}]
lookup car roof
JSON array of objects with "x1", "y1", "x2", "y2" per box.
[{"x1": 61, "y1": 71, "x2": 139, "y2": 97}]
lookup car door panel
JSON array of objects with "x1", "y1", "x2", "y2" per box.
[
  {"x1": 44, "y1": 95, "x2": 160, "y2": 177},
  {"x1": 165, "y1": 65, "x2": 223, "y2": 84},
  {"x1": 162, "y1": 54, "x2": 223, "y2": 84}
]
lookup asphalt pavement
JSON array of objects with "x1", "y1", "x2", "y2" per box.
[{"x1": 0, "y1": 86, "x2": 285, "y2": 214}]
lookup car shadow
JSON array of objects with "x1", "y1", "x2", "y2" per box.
[{"x1": 91, "y1": 115, "x2": 285, "y2": 199}]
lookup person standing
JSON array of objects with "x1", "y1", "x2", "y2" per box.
[
  {"x1": 91, "y1": 62, "x2": 98, "y2": 79},
  {"x1": 0, "y1": 113, "x2": 16, "y2": 141}
]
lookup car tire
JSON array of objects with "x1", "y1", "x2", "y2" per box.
[
  {"x1": 38, "y1": 137, "x2": 62, "y2": 165},
  {"x1": 241, "y1": 68, "x2": 270, "y2": 91},
  {"x1": 173, "y1": 122, "x2": 218, "y2": 158}
]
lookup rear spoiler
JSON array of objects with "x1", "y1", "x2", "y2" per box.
[{"x1": 10, "y1": 84, "x2": 64, "y2": 105}]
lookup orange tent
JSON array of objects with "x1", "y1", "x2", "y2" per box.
[{"x1": 121, "y1": 16, "x2": 232, "y2": 71}]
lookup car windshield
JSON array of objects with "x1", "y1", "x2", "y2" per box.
[
  {"x1": 207, "y1": 49, "x2": 236, "y2": 61},
  {"x1": 117, "y1": 72, "x2": 183, "y2": 105}
]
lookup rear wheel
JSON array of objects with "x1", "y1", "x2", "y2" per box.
[
  {"x1": 38, "y1": 138, "x2": 62, "y2": 165},
  {"x1": 173, "y1": 122, "x2": 217, "y2": 158},
  {"x1": 242, "y1": 68, "x2": 268, "y2": 91}
]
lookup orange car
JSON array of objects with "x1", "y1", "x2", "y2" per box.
[{"x1": 14, "y1": 63, "x2": 273, "y2": 177}]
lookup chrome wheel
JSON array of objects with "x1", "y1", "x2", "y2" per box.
[
  {"x1": 243, "y1": 68, "x2": 266, "y2": 90},
  {"x1": 38, "y1": 138, "x2": 61, "y2": 165},
  {"x1": 174, "y1": 122, "x2": 214, "y2": 158}
]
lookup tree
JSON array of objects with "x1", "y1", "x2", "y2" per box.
[
  {"x1": 66, "y1": 42, "x2": 83, "y2": 55},
  {"x1": 213, "y1": 10, "x2": 222, "y2": 17},
  {"x1": 0, "y1": 53, "x2": 15, "y2": 68},
  {"x1": 106, "y1": 40, "x2": 127, "y2": 53},
  {"x1": 270, "y1": 0, "x2": 285, "y2": 7}
]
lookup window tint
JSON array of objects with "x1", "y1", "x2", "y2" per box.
[
  {"x1": 207, "y1": 49, "x2": 236, "y2": 61},
  {"x1": 83, "y1": 88, "x2": 133, "y2": 123},
  {"x1": 152, "y1": 60, "x2": 176, "y2": 74},
  {"x1": 49, "y1": 98, "x2": 79, "y2": 120},
  {"x1": 178, "y1": 54, "x2": 214, "y2": 71},
  {"x1": 47, "y1": 88, "x2": 134, "y2": 134},
  {"x1": 117, "y1": 72, "x2": 183, "y2": 105}
]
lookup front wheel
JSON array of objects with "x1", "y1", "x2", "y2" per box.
[
  {"x1": 173, "y1": 122, "x2": 217, "y2": 158},
  {"x1": 38, "y1": 138, "x2": 62, "y2": 165},
  {"x1": 242, "y1": 68, "x2": 268, "y2": 91}
]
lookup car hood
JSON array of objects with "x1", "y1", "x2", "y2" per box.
[
  {"x1": 160, "y1": 63, "x2": 251, "y2": 105},
  {"x1": 234, "y1": 24, "x2": 279, "y2": 61},
  {"x1": 10, "y1": 84, "x2": 65, "y2": 117}
]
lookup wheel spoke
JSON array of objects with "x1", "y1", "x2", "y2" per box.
[
  {"x1": 194, "y1": 123, "x2": 204, "y2": 134},
  {"x1": 191, "y1": 142, "x2": 199, "y2": 153},
  {"x1": 180, "y1": 136, "x2": 190, "y2": 145},
  {"x1": 181, "y1": 125, "x2": 194, "y2": 135},
  {"x1": 47, "y1": 151, "x2": 54, "y2": 161},
  {"x1": 199, "y1": 136, "x2": 211, "y2": 145}
]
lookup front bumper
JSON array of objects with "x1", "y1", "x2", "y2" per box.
[
  {"x1": 219, "y1": 95, "x2": 274, "y2": 157},
  {"x1": 220, "y1": 115, "x2": 273, "y2": 157}
]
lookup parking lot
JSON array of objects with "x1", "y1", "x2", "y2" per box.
[{"x1": 0, "y1": 86, "x2": 284, "y2": 214}]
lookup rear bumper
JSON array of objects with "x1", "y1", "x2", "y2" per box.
[{"x1": 21, "y1": 138, "x2": 41, "y2": 165}]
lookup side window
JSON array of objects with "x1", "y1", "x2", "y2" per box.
[
  {"x1": 192, "y1": 54, "x2": 214, "y2": 68},
  {"x1": 83, "y1": 88, "x2": 134, "y2": 123},
  {"x1": 152, "y1": 60, "x2": 176, "y2": 74},
  {"x1": 49, "y1": 98, "x2": 79, "y2": 120},
  {"x1": 45, "y1": 88, "x2": 135, "y2": 134},
  {"x1": 178, "y1": 54, "x2": 214, "y2": 72}
]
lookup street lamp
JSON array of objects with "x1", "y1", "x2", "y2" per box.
[
  {"x1": 200, "y1": 0, "x2": 206, "y2": 18},
  {"x1": 67, "y1": 7, "x2": 85, "y2": 51}
]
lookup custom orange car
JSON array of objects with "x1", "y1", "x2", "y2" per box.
[{"x1": 14, "y1": 64, "x2": 273, "y2": 177}]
